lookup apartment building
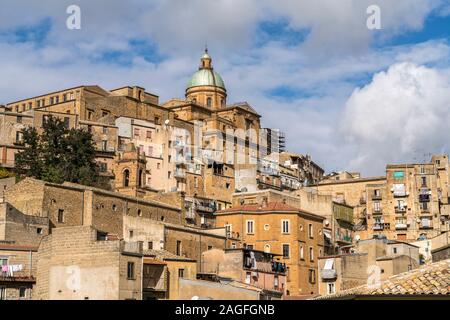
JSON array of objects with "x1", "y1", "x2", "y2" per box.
[
  {"x1": 215, "y1": 202, "x2": 324, "y2": 297},
  {"x1": 316, "y1": 155, "x2": 450, "y2": 242}
]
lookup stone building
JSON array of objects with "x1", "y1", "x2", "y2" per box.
[
  {"x1": 0, "y1": 195, "x2": 48, "y2": 300},
  {"x1": 3, "y1": 178, "x2": 234, "y2": 271},
  {"x1": 143, "y1": 249, "x2": 197, "y2": 300},
  {"x1": 317, "y1": 238, "x2": 420, "y2": 296},
  {"x1": 232, "y1": 188, "x2": 354, "y2": 255},
  {"x1": 315, "y1": 155, "x2": 450, "y2": 242},
  {"x1": 34, "y1": 226, "x2": 143, "y2": 300},
  {"x1": 0, "y1": 243, "x2": 38, "y2": 300},
  {"x1": 215, "y1": 202, "x2": 324, "y2": 297}
]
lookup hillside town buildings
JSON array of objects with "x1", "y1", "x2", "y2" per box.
[{"x1": 1, "y1": 49, "x2": 449, "y2": 300}]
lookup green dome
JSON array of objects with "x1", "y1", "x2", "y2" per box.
[{"x1": 187, "y1": 69, "x2": 226, "y2": 90}]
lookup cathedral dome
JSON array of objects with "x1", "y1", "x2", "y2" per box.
[
  {"x1": 186, "y1": 49, "x2": 226, "y2": 91},
  {"x1": 187, "y1": 69, "x2": 225, "y2": 90}
]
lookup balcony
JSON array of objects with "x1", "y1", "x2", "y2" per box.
[
  {"x1": 337, "y1": 235, "x2": 353, "y2": 243},
  {"x1": 173, "y1": 140, "x2": 186, "y2": 148},
  {"x1": 393, "y1": 192, "x2": 408, "y2": 198},
  {"x1": 373, "y1": 223, "x2": 384, "y2": 231},
  {"x1": 395, "y1": 206, "x2": 407, "y2": 214},
  {"x1": 360, "y1": 197, "x2": 367, "y2": 205},
  {"x1": 395, "y1": 223, "x2": 408, "y2": 230},
  {"x1": 372, "y1": 209, "x2": 382, "y2": 215},
  {"x1": 321, "y1": 269, "x2": 337, "y2": 280},
  {"x1": 174, "y1": 169, "x2": 186, "y2": 179}
]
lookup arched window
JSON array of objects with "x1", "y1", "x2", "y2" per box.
[
  {"x1": 138, "y1": 169, "x2": 143, "y2": 187},
  {"x1": 123, "y1": 169, "x2": 130, "y2": 187},
  {"x1": 206, "y1": 97, "x2": 212, "y2": 107}
]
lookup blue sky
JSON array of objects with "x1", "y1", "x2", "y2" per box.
[{"x1": 0, "y1": 0, "x2": 450, "y2": 175}]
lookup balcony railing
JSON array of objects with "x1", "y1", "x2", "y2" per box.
[
  {"x1": 174, "y1": 170, "x2": 186, "y2": 179},
  {"x1": 373, "y1": 223, "x2": 384, "y2": 231},
  {"x1": 395, "y1": 223, "x2": 408, "y2": 230},
  {"x1": 395, "y1": 206, "x2": 407, "y2": 213},
  {"x1": 371, "y1": 194, "x2": 382, "y2": 200},
  {"x1": 372, "y1": 209, "x2": 382, "y2": 215},
  {"x1": 321, "y1": 269, "x2": 337, "y2": 280}
]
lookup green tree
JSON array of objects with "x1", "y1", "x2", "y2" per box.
[
  {"x1": 0, "y1": 167, "x2": 14, "y2": 179},
  {"x1": 15, "y1": 115, "x2": 105, "y2": 187}
]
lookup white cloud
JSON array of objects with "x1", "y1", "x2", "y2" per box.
[
  {"x1": 341, "y1": 62, "x2": 450, "y2": 174},
  {"x1": 0, "y1": 1, "x2": 449, "y2": 176}
]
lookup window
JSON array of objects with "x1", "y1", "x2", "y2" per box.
[
  {"x1": 17, "y1": 116, "x2": 22, "y2": 123},
  {"x1": 157, "y1": 163, "x2": 161, "y2": 170},
  {"x1": 420, "y1": 201, "x2": 428, "y2": 211},
  {"x1": 225, "y1": 224, "x2": 232, "y2": 238},
  {"x1": 308, "y1": 269, "x2": 316, "y2": 284},
  {"x1": 206, "y1": 97, "x2": 212, "y2": 107},
  {"x1": 64, "y1": 117, "x2": 70, "y2": 129},
  {"x1": 374, "y1": 189, "x2": 380, "y2": 197},
  {"x1": 178, "y1": 269, "x2": 185, "y2": 278},
  {"x1": 421, "y1": 176, "x2": 427, "y2": 186},
  {"x1": 231, "y1": 242, "x2": 237, "y2": 249},
  {"x1": 137, "y1": 209, "x2": 142, "y2": 217},
  {"x1": 102, "y1": 140, "x2": 107, "y2": 151},
  {"x1": 127, "y1": 262, "x2": 135, "y2": 279},
  {"x1": 309, "y1": 247, "x2": 314, "y2": 261},
  {"x1": 194, "y1": 177, "x2": 198, "y2": 188},
  {"x1": 147, "y1": 146, "x2": 153, "y2": 157},
  {"x1": 57, "y1": 209, "x2": 64, "y2": 223},
  {"x1": 134, "y1": 128, "x2": 140, "y2": 139},
  {"x1": 37, "y1": 228, "x2": 43, "y2": 235},
  {"x1": 245, "y1": 272, "x2": 251, "y2": 284},
  {"x1": 274, "y1": 275, "x2": 279, "y2": 288},
  {"x1": 15, "y1": 131, "x2": 23, "y2": 143},
  {"x1": 264, "y1": 244, "x2": 270, "y2": 253},
  {"x1": 176, "y1": 240, "x2": 182, "y2": 256},
  {"x1": 123, "y1": 170, "x2": 130, "y2": 187},
  {"x1": 0, "y1": 287, "x2": 6, "y2": 300},
  {"x1": 264, "y1": 224, "x2": 270, "y2": 231},
  {"x1": 393, "y1": 247, "x2": 397, "y2": 254},
  {"x1": 282, "y1": 220, "x2": 290, "y2": 234},
  {"x1": 146, "y1": 131, "x2": 152, "y2": 139},
  {"x1": 299, "y1": 244, "x2": 305, "y2": 260},
  {"x1": 129, "y1": 230, "x2": 133, "y2": 238},
  {"x1": 63, "y1": 93, "x2": 67, "y2": 102},
  {"x1": 393, "y1": 171, "x2": 405, "y2": 179},
  {"x1": 282, "y1": 244, "x2": 290, "y2": 258},
  {"x1": 246, "y1": 220, "x2": 254, "y2": 234},
  {"x1": 19, "y1": 287, "x2": 26, "y2": 299},
  {"x1": 373, "y1": 201, "x2": 381, "y2": 212},
  {"x1": 103, "y1": 127, "x2": 107, "y2": 134},
  {"x1": 138, "y1": 169, "x2": 143, "y2": 187},
  {"x1": 154, "y1": 117, "x2": 160, "y2": 125},
  {"x1": 308, "y1": 224, "x2": 314, "y2": 239},
  {"x1": 98, "y1": 162, "x2": 107, "y2": 173},
  {"x1": 207, "y1": 245, "x2": 213, "y2": 250},
  {"x1": 148, "y1": 242, "x2": 153, "y2": 250},
  {"x1": 327, "y1": 283, "x2": 336, "y2": 295}
]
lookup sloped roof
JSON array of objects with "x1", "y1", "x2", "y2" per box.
[{"x1": 217, "y1": 202, "x2": 300, "y2": 214}]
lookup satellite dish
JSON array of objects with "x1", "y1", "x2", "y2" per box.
[
  {"x1": 324, "y1": 220, "x2": 330, "y2": 226},
  {"x1": 164, "y1": 119, "x2": 170, "y2": 125},
  {"x1": 355, "y1": 235, "x2": 361, "y2": 242}
]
